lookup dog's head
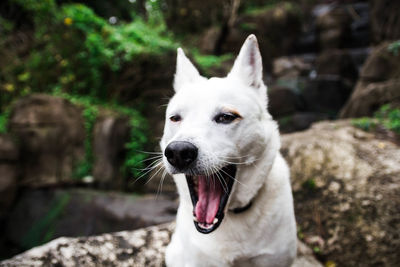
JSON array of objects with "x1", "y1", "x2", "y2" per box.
[{"x1": 160, "y1": 35, "x2": 279, "y2": 234}]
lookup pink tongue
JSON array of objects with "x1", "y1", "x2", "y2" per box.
[{"x1": 194, "y1": 176, "x2": 222, "y2": 224}]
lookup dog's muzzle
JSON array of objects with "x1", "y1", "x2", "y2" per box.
[{"x1": 164, "y1": 141, "x2": 198, "y2": 170}]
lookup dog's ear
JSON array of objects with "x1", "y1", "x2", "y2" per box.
[
  {"x1": 174, "y1": 48, "x2": 204, "y2": 92},
  {"x1": 228, "y1": 35, "x2": 263, "y2": 89}
]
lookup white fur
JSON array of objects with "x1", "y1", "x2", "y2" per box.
[{"x1": 161, "y1": 35, "x2": 297, "y2": 267}]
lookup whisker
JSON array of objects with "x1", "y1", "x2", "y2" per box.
[
  {"x1": 131, "y1": 160, "x2": 163, "y2": 185},
  {"x1": 219, "y1": 168, "x2": 248, "y2": 188},
  {"x1": 132, "y1": 150, "x2": 163, "y2": 155},
  {"x1": 132, "y1": 158, "x2": 163, "y2": 172},
  {"x1": 156, "y1": 168, "x2": 168, "y2": 199},
  {"x1": 145, "y1": 163, "x2": 165, "y2": 186},
  {"x1": 215, "y1": 169, "x2": 229, "y2": 194}
]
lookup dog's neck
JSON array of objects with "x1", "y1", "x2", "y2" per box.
[
  {"x1": 227, "y1": 126, "x2": 280, "y2": 211},
  {"x1": 229, "y1": 197, "x2": 253, "y2": 214}
]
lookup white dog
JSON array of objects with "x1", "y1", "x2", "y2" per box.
[{"x1": 160, "y1": 35, "x2": 297, "y2": 267}]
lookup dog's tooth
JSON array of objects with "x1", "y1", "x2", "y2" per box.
[
  {"x1": 193, "y1": 216, "x2": 198, "y2": 222},
  {"x1": 213, "y1": 218, "x2": 218, "y2": 224}
]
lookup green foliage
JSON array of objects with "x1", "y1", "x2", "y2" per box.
[
  {"x1": 388, "y1": 40, "x2": 400, "y2": 56},
  {"x1": 0, "y1": 109, "x2": 10, "y2": 134},
  {"x1": 302, "y1": 178, "x2": 316, "y2": 191},
  {"x1": 374, "y1": 104, "x2": 400, "y2": 134},
  {"x1": 193, "y1": 52, "x2": 232, "y2": 69},
  {"x1": 78, "y1": 106, "x2": 99, "y2": 179},
  {"x1": 0, "y1": 16, "x2": 14, "y2": 33},
  {"x1": 53, "y1": 92, "x2": 148, "y2": 179},
  {"x1": 244, "y1": 0, "x2": 281, "y2": 15},
  {"x1": 243, "y1": 1, "x2": 300, "y2": 16},
  {"x1": 239, "y1": 22, "x2": 258, "y2": 31},
  {"x1": 352, "y1": 104, "x2": 400, "y2": 134},
  {"x1": 278, "y1": 115, "x2": 292, "y2": 128},
  {"x1": 352, "y1": 117, "x2": 376, "y2": 132},
  {"x1": 2, "y1": 0, "x2": 176, "y2": 101},
  {"x1": 191, "y1": 49, "x2": 232, "y2": 75},
  {"x1": 0, "y1": 0, "x2": 229, "y2": 183}
]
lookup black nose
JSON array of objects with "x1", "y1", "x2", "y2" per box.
[{"x1": 164, "y1": 141, "x2": 198, "y2": 170}]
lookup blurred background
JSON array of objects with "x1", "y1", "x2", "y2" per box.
[{"x1": 0, "y1": 0, "x2": 399, "y2": 266}]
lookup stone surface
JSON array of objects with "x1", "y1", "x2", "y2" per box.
[
  {"x1": 370, "y1": 0, "x2": 400, "y2": 43},
  {"x1": 340, "y1": 79, "x2": 400, "y2": 118},
  {"x1": 281, "y1": 120, "x2": 400, "y2": 266},
  {"x1": 4, "y1": 189, "x2": 177, "y2": 255},
  {"x1": 222, "y1": 2, "x2": 302, "y2": 68},
  {"x1": 315, "y1": 49, "x2": 358, "y2": 86},
  {"x1": 8, "y1": 94, "x2": 85, "y2": 187},
  {"x1": 278, "y1": 112, "x2": 329, "y2": 134},
  {"x1": 0, "y1": 134, "x2": 18, "y2": 220},
  {"x1": 163, "y1": 0, "x2": 230, "y2": 33},
  {"x1": 1, "y1": 223, "x2": 174, "y2": 267},
  {"x1": 302, "y1": 77, "x2": 352, "y2": 114},
  {"x1": 93, "y1": 112, "x2": 131, "y2": 190},
  {"x1": 316, "y1": 5, "x2": 351, "y2": 50},
  {"x1": 273, "y1": 56, "x2": 312, "y2": 79},
  {"x1": 268, "y1": 86, "x2": 301, "y2": 118},
  {"x1": 340, "y1": 42, "x2": 400, "y2": 117},
  {"x1": 1, "y1": 222, "x2": 322, "y2": 267},
  {"x1": 198, "y1": 26, "x2": 221, "y2": 54}
]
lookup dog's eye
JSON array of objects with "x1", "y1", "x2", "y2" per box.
[
  {"x1": 214, "y1": 113, "x2": 240, "y2": 124},
  {"x1": 170, "y1": 115, "x2": 182, "y2": 122}
]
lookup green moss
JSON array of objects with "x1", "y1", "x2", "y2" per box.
[
  {"x1": 53, "y1": 92, "x2": 148, "y2": 180},
  {"x1": 375, "y1": 104, "x2": 400, "y2": 134},
  {"x1": 0, "y1": 16, "x2": 14, "y2": 33},
  {"x1": 192, "y1": 50, "x2": 232, "y2": 69},
  {"x1": 352, "y1": 117, "x2": 376, "y2": 132},
  {"x1": 278, "y1": 115, "x2": 292, "y2": 128},
  {"x1": 302, "y1": 178, "x2": 317, "y2": 191},
  {"x1": 353, "y1": 104, "x2": 400, "y2": 134},
  {"x1": 244, "y1": 0, "x2": 280, "y2": 15},
  {"x1": 0, "y1": 109, "x2": 10, "y2": 134},
  {"x1": 239, "y1": 22, "x2": 258, "y2": 31},
  {"x1": 388, "y1": 40, "x2": 400, "y2": 56}
]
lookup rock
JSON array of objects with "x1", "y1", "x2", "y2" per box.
[
  {"x1": 348, "y1": 2, "x2": 370, "y2": 48},
  {"x1": 315, "y1": 49, "x2": 358, "y2": 86},
  {"x1": 302, "y1": 77, "x2": 352, "y2": 114},
  {"x1": 340, "y1": 79, "x2": 400, "y2": 118},
  {"x1": 268, "y1": 86, "x2": 301, "y2": 117},
  {"x1": 222, "y1": 2, "x2": 302, "y2": 69},
  {"x1": 277, "y1": 112, "x2": 329, "y2": 134},
  {"x1": 1, "y1": 223, "x2": 174, "y2": 267},
  {"x1": 93, "y1": 112, "x2": 131, "y2": 190},
  {"x1": 292, "y1": 240, "x2": 323, "y2": 267},
  {"x1": 4, "y1": 189, "x2": 177, "y2": 256},
  {"x1": 347, "y1": 47, "x2": 372, "y2": 72},
  {"x1": 1, "y1": 222, "x2": 322, "y2": 267},
  {"x1": 316, "y1": 5, "x2": 351, "y2": 50},
  {"x1": 370, "y1": 0, "x2": 400, "y2": 43},
  {"x1": 340, "y1": 42, "x2": 400, "y2": 117},
  {"x1": 357, "y1": 42, "x2": 400, "y2": 82},
  {"x1": 281, "y1": 120, "x2": 400, "y2": 266},
  {"x1": 198, "y1": 26, "x2": 222, "y2": 54},
  {"x1": 0, "y1": 134, "x2": 18, "y2": 220},
  {"x1": 163, "y1": 0, "x2": 230, "y2": 33},
  {"x1": 8, "y1": 94, "x2": 85, "y2": 187},
  {"x1": 272, "y1": 56, "x2": 312, "y2": 79},
  {"x1": 295, "y1": 2, "x2": 369, "y2": 53},
  {"x1": 109, "y1": 52, "x2": 176, "y2": 145}
]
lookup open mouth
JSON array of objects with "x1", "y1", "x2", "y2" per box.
[{"x1": 185, "y1": 165, "x2": 236, "y2": 234}]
